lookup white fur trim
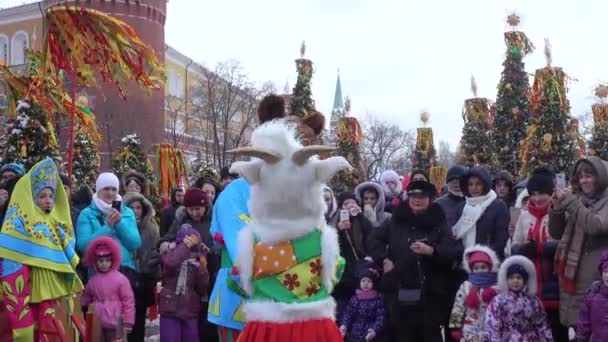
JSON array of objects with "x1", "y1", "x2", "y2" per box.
[
  {"x1": 236, "y1": 226, "x2": 255, "y2": 295},
  {"x1": 462, "y1": 244, "x2": 501, "y2": 273},
  {"x1": 515, "y1": 189, "x2": 530, "y2": 209},
  {"x1": 321, "y1": 224, "x2": 340, "y2": 293},
  {"x1": 497, "y1": 255, "x2": 537, "y2": 295},
  {"x1": 244, "y1": 298, "x2": 336, "y2": 323},
  {"x1": 249, "y1": 219, "x2": 324, "y2": 244}
]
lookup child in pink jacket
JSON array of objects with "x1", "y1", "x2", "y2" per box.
[{"x1": 81, "y1": 236, "x2": 135, "y2": 341}]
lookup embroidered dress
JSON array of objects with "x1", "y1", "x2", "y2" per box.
[
  {"x1": 0, "y1": 158, "x2": 83, "y2": 341},
  {"x1": 237, "y1": 229, "x2": 345, "y2": 342}
]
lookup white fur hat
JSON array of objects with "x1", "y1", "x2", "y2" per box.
[
  {"x1": 462, "y1": 244, "x2": 500, "y2": 273},
  {"x1": 497, "y1": 255, "x2": 537, "y2": 295}
]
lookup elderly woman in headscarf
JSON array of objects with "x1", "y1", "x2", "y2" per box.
[{"x1": 0, "y1": 158, "x2": 83, "y2": 341}]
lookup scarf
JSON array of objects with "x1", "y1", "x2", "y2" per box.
[
  {"x1": 92, "y1": 192, "x2": 123, "y2": 215},
  {"x1": 176, "y1": 257, "x2": 198, "y2": 295},
  {"x1": 448, "y1": 188, "x2": 464, "y2": 198},
  {"x1": 355, "y1": 289, "x2": 379, "y2": 300},
  {"x1": 555, "y1": 193, "x2": 593, "y2": 294},
  {"x1": 465, "y1": 272, "x2": 498, "y2": 310},
  {"x1": 527, "y1": 202, "x2": 549, "y2": 299},
  {"x1": 452, "y1": 190, "x2": 497, "y2": 248}
]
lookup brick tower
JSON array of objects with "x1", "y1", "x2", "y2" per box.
[{"x1": 43, "y1": 0, "x2": 167, "y2": 166}]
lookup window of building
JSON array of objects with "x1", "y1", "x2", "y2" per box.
[
  {"x1": 10, "y1": 31, "x2": 28, "y2": 66},
  {"x1": 0, "y1": 35, "x2": 8, "y2": 64},
  {"x1": 167, "y1": 71, "x2": 184, "y2": 98}
]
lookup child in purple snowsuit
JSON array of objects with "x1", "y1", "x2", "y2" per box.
[
  {"x1": 577, "y1": 249, "x2": 608, "y2": 341},
  {"x1": 159, "y1": 226, "x2": 209, "y2": 341},
  {"x1": 339, "y1": 266, "x2": 385, "y2": 342},
  {"x1": 485, "y1": 255, "x2": 552, "y2": 342}
]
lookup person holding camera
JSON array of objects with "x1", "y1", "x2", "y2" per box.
[
  {"x1": 76, "y1": 172, "x2": 142, "y2": 285},
  {"x1": 331, "y1": 192, "x2": 373, "y2": 320},
  {"x1": 367, "y1": 180, "x2": 460, "y2": 342}
]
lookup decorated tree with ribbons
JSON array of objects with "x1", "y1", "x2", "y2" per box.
[
  {"x1": 520, "y1": 39, "x2": 578, "y2": 176},
  {"x1": 411, "y1": 112, "x2": 437, "y2": 172},
  {"x1": 460, "y1": 76, "x2": 496, "y2": 167},
  {"x1": 72, "y1": 123, "x2": 100, "y2": 189},
  {"x1": 189, "y1": 150, "x2": 220, "y2": 185},
  {"x1": 155, "y1": 144, "x2": 188, "y2": 198},
  {"x1": 492, "y1": 13, "x2": 534, "y2": 176},
  {"x1": 330, "y1": 117, "x2": 365, "y2": 193},
  {"x1": 112, "y1": 134, "x2": 159, "y2": 204},
  {"x1": 589, "y1": 85, "x2": 608, "y2": 160},
  {"x1": 0, "y1": 100, "x2": 61, "y2": 169},
  {"x1": 290, "y1": 41, "x2": 316, "y2": 118}
]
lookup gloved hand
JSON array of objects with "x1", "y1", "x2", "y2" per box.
[
  {"x1": 450, "y1": 329, "x2": 462, "y2": 341},
  {"x1": 365, "y1": 329, "x2": 376, "y2": 341},
  {"x1": 482, "y1": 287, "x2": 498, "y2": 303}
]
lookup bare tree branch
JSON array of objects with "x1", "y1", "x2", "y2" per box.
[{"x1": 361, "y1": 113, "x2": 415, "y2": 180}]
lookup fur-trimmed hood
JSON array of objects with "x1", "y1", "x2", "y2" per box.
[
  {"x1": 462, "y1": 244, "x2": 500, "y2": 273},
  {"x1": 514, "y1": 188, "x2": 529, "y2": 209},
  {"x1": 123, "y1": 191, "x2": 156, "y2": 226},
  {"x1": 354, "y1": 181, "x2": 390, "y2": 227},
  {"x1": 498, "y1": 255, "x2": 537, "y2": 295},
  {"x1": 380, "y1": 170, "x2": 403, "y2": 197},
  {"x1": 571, "y1": 156, "x2": 608, "y2": 195},
  {"x1": 122, "y1": 170, "x2": 149, "y2": 196},
  {"x1": 85, "y1": 236, "x2": 122, "y2": 271}
]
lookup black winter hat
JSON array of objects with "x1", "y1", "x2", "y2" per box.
[
  {"x1": 446, "y1": 165, "x2": 467, "y2": 183},
  {"x1": 527, "y1": 166, "x2": 555, "y2": 195},
  {"x1": 337, "y1": 192, "x2": 358, "y2": 208},
  {"x1": 507, "y1": 264, "x2": 529, "y2": 283},
  {"x1": 406, "y1": 180, "x2": 437, "y2": 198},
  {"x1": 410, "y1": 169, "x2": 429, "y2": 182}
]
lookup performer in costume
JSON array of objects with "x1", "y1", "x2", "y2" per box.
[
  {"x1": 231, "y1": 120, "x2": 349, "y2": 342},
  {"x1": 0, "y1": 158, "x2": 83, "y2": 341},
  {"x1": 207, "y1": 95, "x2": 327, "y2": 341}
]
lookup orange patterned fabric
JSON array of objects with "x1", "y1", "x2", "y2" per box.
[{"x1": 253, "y1": 241, "x2": 297, "y2": 279}]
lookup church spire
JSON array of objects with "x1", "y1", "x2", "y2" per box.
[{"x1": 331, "y1": 69, "x2": 344, "y2": 119}]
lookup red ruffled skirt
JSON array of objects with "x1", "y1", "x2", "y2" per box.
[{"x1": 238, "y1": 319, "x2": 342, "y2": 342}]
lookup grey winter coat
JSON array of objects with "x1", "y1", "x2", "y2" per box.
[
  {"x1": 355, "y1": 181, "x2": 391, "y2": 228},
  {"x1": 548, "y1": 156, "x2": 608, "y2": 327},
  {"x1": 123, "y1": 192, "x2": 161, "y2": 279}
]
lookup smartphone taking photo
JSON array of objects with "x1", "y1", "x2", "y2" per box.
[
  {"x1": 112, "y1": 200, "x2": 122, "y2": 212},
  {"x1": 340, "y1": 209, "x2": 350, "y2": 222},
  {"x1": 556, "y1": 173, "x2": 567, "y2": 190}
]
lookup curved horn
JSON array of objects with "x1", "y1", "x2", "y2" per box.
[
  {"x1": 291, "y1": 145, "x2": 336, "y2": 165},
  {"x1": 227, "y1": 147, "x2": 280, "y2": 164}
]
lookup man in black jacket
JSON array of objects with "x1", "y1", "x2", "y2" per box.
[{"x1": 435, "y1": 165, "x2": 467, "y2": 228}]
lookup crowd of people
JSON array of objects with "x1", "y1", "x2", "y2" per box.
[{"x1": 0, "y1": 97, "x2": 607, "y2": 342}]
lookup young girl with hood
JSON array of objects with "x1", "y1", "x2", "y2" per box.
[
  {"x1": 379, "y1": 170, "x2": 403, "y2": 212},
  {"x1": 159, "y1": 226, "x2": 210, "y2": 341},
  {"x1": 577, "y1": 249, "x2": 608, "y2": 341},
  {"x1": 354, "y1": 181, "x2": 391, "y2": 228},
  {"x1": 485, "y1": 255, "x2": 552, "y2": 341},
  {"x1": 81, "y1": 236, "x2": 135, "y2": 341},
  {"x1": 339, "y1": 264, "x2": 385, "y2": 342},
  {"x1": 449, "y1": 245, "x2": 500, "y2": 342}
]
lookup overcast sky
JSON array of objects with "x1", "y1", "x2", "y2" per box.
[{"x1": 168, "y1": 1, "x2": 603, "y2": 149}]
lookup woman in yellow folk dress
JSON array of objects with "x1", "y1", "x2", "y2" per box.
[{"x1": 0, "y1": 158, "x2": 83, "y2": 341}]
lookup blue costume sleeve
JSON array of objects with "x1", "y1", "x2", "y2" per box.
[{"x1": 211, "y1": 178, "x2": 251, "y2": 262}]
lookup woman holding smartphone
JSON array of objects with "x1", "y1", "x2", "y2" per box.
[
  {"x1": 76, "y1": 172, "x2": 142, "y2": 284},
  {"x1": 368, "y1": 181, "x2": 460, "y2": 341},
  {"x1": 330, "y1": 192, "x2": 373, "y2": 320}
]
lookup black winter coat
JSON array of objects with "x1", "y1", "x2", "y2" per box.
[
  {"x1": 435, "y1": 193, "x2": 465, "y2": 228},
  {"x1": 455, "y1": 199, "x2": 510, "y2": 259},
  {"x1": 367, "y1": 202, "x2": 461, "y2": 324}
]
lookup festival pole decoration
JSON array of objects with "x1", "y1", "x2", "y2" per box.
[
  {"x1": 155, "y1": 144, "x2": 189, "y2": 198},
  {"x1": 290, "y1": 41, "x2": 316, "y2": 119},
  {"x1": 492, "y1": 12, "x2": 534, "y2": 176},
  {"x1": 519, "y1": 39, "x2": 577, "y2": 176},
  {"x1": 459, "y1": 75, "x2": 496, "y2": 167},
  {"x1": 589, "y1": 84, "x2": 608, "y2": 160},
  {"x1": 41, "y1": 6, "x2": 164, "y2": 180},
  {"x1": 412, "y1": 111, "x2": 437, "y2": 172},
  {"x1": 329, "y1": 100, "x2": 365, "y2": 193}
]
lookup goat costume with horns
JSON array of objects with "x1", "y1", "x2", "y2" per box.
[
  {"x1": 207, "y1": 95, "x2": 328, "y2": 341},
  {"x1": 230, "y1": 120, "x2": 349, "y2": 342}
]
